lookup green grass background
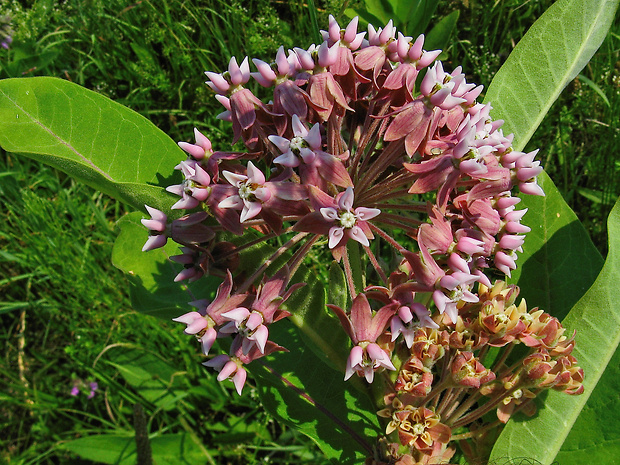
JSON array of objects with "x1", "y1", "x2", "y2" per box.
[{"x1": 0, "y1": 0, "x2": 618, "y2": 463}]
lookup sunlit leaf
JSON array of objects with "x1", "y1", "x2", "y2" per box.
[
  {"x1": 0, "y1": 77, "x2": 183, "y2": 212},
  {"x1": 490, "y1": 195, "x2": 620, "y2": 464},
  {"x1": 61, "y1": 433, "x2": 209, "y2": 464},
  {"x1": 484, "y1": 0, "x2": 619, "y2": 151}
]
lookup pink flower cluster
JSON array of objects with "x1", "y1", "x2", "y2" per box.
[
  {"x1": 138, "y1": 15, "x2": 579, "y2": 464},
  {"x1": 141, "y1": 14, "x2": 543, "y2": 392}
]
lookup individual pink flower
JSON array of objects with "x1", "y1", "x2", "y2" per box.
[
  {"x1": 203, "y1": 354, "x2": 248, "y2": 395},
  {"x1": 178, "y1": 128, "x2": 213, "y2": 161},
  {"x1": 329, "y1": 293, "x2": 397, "y2": 383},
  {"x1": 218, "y1": 161, "x2": 272, "y2": 223},
  {"x1": 252, "y1": 46, "x2": 310, "y2": 134},
  {"x1": 296, "y1": 42, "x2": 353, "y2": 121},
  {"x1": 268, "y1": 115, "x2": 352, "y2": 188},
  {"x1": 420, "y1": 61, "x2": 468, "y2": 110},
  {"x1": 141, "y1": 205, "x2": 169, "y2": 251},
  {"x1": 220, "y1": 307, "x2": 269, "y2": 354},
  {"x1": 432, "y1": 272, "x2": 480, "y2": 324},
  {"x1": 319, "y1": 187, "x2": 381, "y2": 249},
  {"x1": 390, "y1": 304, "x2": 438, "y2": 348},
  {"x1": 166, "y1": 160, "x2": 211, "y2": 210}
]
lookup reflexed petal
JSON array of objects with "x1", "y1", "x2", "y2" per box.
[
  {"x1": 142, "y1": 234, "x2": 167, "y2": 252},
  {"x1": 172, "y1": 311, "x2": 202, "y2": 325},
  {"x1": 251, "y1": 325, "x2": 269, "y2": 354},
  {"x1": 232, "y1": 368, "x2": 247, "y2": 395},
  {"x1": 345, "y1": 346, "x2": 364, "y2": 381},
  {"x1": 199, "y1": 328, "x2": 218, "y2": 355},
  {"x1": 217, "y1": 360, "x2": 238, "y2": 382},
  {"x1": 348, "y1": 226, "x2": 370, "y2": 247},
  {"x1": 218, "y1": 195, "x2": 244, "y2": 210},
  {"x1": 328, "y1": 226, "x2": 345, "y2": 249}
]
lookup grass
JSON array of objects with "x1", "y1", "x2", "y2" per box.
[{"x1": 0, "y1": 0, "x2": 618, "y2": 463}]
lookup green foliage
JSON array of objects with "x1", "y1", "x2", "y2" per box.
[
  {"x1": 483, "y1": 0, "x2": 620, "y2": 462},
  {"x1": 490, "y1": 195, "x2": 620, "y2": 464},
  {"x1": 484, "y1": 0, "x2": 619, "y2": 152},
  {"x1": 0, "y1": 77, "x2": 184, "y2": 212}
]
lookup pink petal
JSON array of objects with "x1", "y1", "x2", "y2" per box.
[
  {"x1": 345, "y1": 346, "x2": 363, "y2": 380},
  {"x1": 232, "y1": 368, "x2": 247, "y2": 395},
  {"x1": 328, "y1": 226, "x2": 345, "y2": 249},
  {"x1": 354, "y1": 207, "x2": 380, "y2": 221},
  {"x1": 348, "y1": 226, "x2": 370, "y2": 247}
]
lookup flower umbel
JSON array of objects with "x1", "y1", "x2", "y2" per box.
[{"x1": 141, "y1": 14, "x2": 581, "y2": 465}]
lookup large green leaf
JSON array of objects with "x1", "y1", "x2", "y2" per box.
[
  {"x1": 484, "y1": 0, "x2": 620, "y2": 152},
  {"x1": 252, "y1": 319, "x2": 381, "y2": 465},
  {"x1": 555, "y1": 345, "x2": 620, "y2": 463},
  {"x1": 0, "y1": 77, "x2": 183, "y2": 212},
  {"x1": 111, "y1": 212, "x2": 220, "y2": 319},
  {"x1": 489, "y1": 195, "x2": 620, "y2": 464},
  {"x1": 61, "y1": 432, "x2": 209, "y2": 464},
  {"x1": 483, "y1": 1, "x2": 620, "y2": 462}
]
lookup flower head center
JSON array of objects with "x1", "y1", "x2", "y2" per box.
[
  {"x1": 339, "y1": 210, "x2": 357, "y2": 228},
  {"x1": 412, "y1": 423, "x2": 426, "y2": 436},
  {"x1": 289, "y1": 136, "x2": 306, "y2": 153},
  {"x1": 238, "y1": 182, "x2": 256, "y2": 200}
]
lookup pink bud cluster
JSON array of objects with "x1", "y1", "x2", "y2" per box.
[{"x1": 139, "y1": 15, "x2": 581, "y2": 463}]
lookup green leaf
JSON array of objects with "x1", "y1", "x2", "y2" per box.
[
  {"x1": 0, "y1": 77, "x2": 184, "y2": 212},
  {"x1": 285, "y1": 262, "x2": 350, "y2": 372},
  {"x1": 509, "y1": 172, "x2": 604, "y2": 320},
  {"x1": 61, "y1": 433, "x2": 208, "y2": 465},
  {"x1": 424, "y1": 10, "x2": 460, "y2": 54},
  {"x1": 61, "y1": 433, "x2": 136, "y2": 465},
  {"x1": 111, "y1": 212, "x2": 220, "y2": 319},
  {"x1": 577, "y1": 73, "x2": 611, "y2": 107},
  {"x1": 484, "y1": 0, "x2": 620, "y2": 151},
  {"x1": 555, "y1": 345, "x2": 620, "y2": 463},
  {"x1": 252, "y1": 319, "x2": 381, "y2": 465},
  {"x1": 328, "y1": 261, "x2": 349, "y2": 311},
  {"x1": 490, "y1": 195, "x2": 620, "y2": 464},
  {"x1": 103, "y1": 347, "x2": 188, "y2": 410}
]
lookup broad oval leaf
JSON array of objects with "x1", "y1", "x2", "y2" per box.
[
  {"x1": 0, "y1": 77, "x2": 184, "y2": 212},
  {"x1": 484, "y1": 0, "x2": 620, "y2": 462},
  {"x1": 61, "y1": 432, "x2": 208, "y2": 465},
  {"x1": 489, "y1": 194, "x2": 620, "y2": 464},
  {"x1": 484, "y1": 0, "x2": 620, "y2": 151}
]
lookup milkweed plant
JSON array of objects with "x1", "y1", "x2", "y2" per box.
[{"x1": 1, "y1": 1, "x2": 619, "y2": 464}]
